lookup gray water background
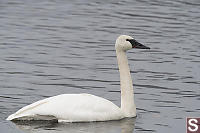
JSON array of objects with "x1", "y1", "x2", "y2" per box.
[{"x1": 0, "y1": 0, "x2": 200, "y2": 132}]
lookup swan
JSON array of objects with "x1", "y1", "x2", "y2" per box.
[{"x1": 6, "y1": 35, "x2": 150, "y2": 122}]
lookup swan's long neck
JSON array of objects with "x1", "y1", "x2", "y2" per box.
[{"x1": 116, "y1": 50, "x2": 136, "y2": 117}]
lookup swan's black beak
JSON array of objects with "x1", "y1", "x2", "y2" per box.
[{"x1": 127, "y1": 39, "x2": 150, "y2": 49}]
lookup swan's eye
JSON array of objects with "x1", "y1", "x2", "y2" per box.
[
  {"x1": 126, "y1": 39, "x2": 134, "y2": 42},
  {"x1": 126, "y1": 39, "x2": 135, "y2": 44}
]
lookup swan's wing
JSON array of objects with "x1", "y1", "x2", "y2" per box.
[
  {"x1": 7, "y1": 94, "x2": 123, "y2": 122},
  {"x1": 55, "y1": 94, "x2": 124, "y2": 122},
  {"x1": 6, "y1": 96, "x2": 54, "y2": 120}
]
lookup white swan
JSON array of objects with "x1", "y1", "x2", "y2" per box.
[{"x1": 7, "y1": 35, "x2": 150, "y2": 122}]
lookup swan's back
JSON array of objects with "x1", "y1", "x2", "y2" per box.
[{"x1": 7, "y1": 94, "x2": 124, "y2": 122}]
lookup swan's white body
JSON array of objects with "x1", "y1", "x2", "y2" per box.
[
  {"x1": 7, "y1": 94, "x2": 124, "y2": 122},
  {"x1": 7, "y1": 35, "x2": 149, "y2": 122}
]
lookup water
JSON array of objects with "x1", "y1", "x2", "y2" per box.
[{"x1": 0, "y1": 0, "x2": 200, "y2": 132}]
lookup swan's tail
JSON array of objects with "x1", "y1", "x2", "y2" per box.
[
  {"x1": 6, "y1": 114, "x2": 15, "y2": 120},
  {"x1": 6, "y1": 112, "x2": 32, "y2": 121}
]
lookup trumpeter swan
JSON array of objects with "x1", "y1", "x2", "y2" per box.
[{"x1": 7, "y1": 35, "x2": 150, "y2": 122}]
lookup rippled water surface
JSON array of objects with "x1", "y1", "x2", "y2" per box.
[{"x1": 0, "y1": 0, "x2": 200, "y2": 133}]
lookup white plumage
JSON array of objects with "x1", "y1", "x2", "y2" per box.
[
  {"x1": 7, "y1": 94, "x2": 123, "y2": 122},
  {"x1": 7, "y1": 35, "x2": 150, "y2": 122}
]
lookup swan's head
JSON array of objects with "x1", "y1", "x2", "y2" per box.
[{"x1": 115, "y1": 35, "x2": 150, "y2": 51}]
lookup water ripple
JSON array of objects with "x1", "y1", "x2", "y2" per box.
[{"x1": 0, "y1": 0, "x2": 199, "y2": 132}]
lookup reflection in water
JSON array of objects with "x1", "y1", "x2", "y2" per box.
[{"x1": 13, "y1": 118, "x2": 135, "y2": 133}]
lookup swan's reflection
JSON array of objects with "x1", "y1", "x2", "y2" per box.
[{"x1": 13, "y1": 118, "x2": 135, "y2": 133}]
